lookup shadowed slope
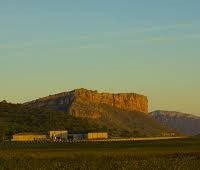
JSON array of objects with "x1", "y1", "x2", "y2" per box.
[
  {"x1": 150, "y1": 110, "x2": 200, "y2": 135},
  {"x1": 0, "y1": 101, "x2": 173, "y2": 138}
]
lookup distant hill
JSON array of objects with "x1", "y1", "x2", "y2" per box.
[
  {"x1": 194, "y1": 134, "x2": 200, "y2": 138},
  {"x1": 150, "y1": 110, "x2": 200, "y2": 135}
]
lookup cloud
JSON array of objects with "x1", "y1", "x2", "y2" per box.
[
  {"x1": 150, "y1": 37, "x2": 175, "y2": 42},
  {"x1": 0, "y1": 42, "x2": 32, "y2": 49},
  {"x1": 101, "y1": 23, "x2": 194, "y2": 38},
  {"x1": 0, "y1": 44, "x2": 17, "y2": 49},
  {"x1": 79, "y1": 45, "x2": 103, "y2": 49},
  {"x1": 79, "y1": 35, "x2": 92, "y2": 40},
  {"x1": 133, "y1": 23, "x2": 193, "y2": 33},
  {"x1": 149, "y1": 33, "x2": 200, "y2": 43},
  {"x1": 182, "y1": 34, "x2": 200, "y2": 40},
  {"x1": 80, "y1": 46, "x2": 91, "y2": 49}
]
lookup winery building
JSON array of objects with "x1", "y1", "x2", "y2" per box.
[
  {"x1": 12, "y1": 133, "x2": 47, "y2": 141},
  {"x1": 49, "y1": 130, "x2": 68, "y2": 141},
  {"x1": 0, "y1": 131, "x2": 4, "y2": 141},
  {"x1": 87, "y1": 132, "x2": 108, "y2": 140}
]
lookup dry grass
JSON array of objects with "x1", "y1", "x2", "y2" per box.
[{"x1": 0, "y1": 138, "x2": 200, "y2": 170}]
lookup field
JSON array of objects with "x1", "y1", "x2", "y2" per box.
[{"x1": 0, "y1": 138, "x2": 200, "y2": 170}]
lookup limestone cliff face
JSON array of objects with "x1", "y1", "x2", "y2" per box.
[
  {"x1": 26, "y1": 88, "x2": 148, "y2": 119},
  {"x1": 73, "y1": 89, "x2": 148, "y2": 113}
]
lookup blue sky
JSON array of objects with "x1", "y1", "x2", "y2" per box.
[{"x1": 0, "y1": 0, "x2": 200, "y2": 115}]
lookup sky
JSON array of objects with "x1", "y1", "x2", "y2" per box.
[{"x1": 0, "y1": 0, "x2": 200, "y2": 115}]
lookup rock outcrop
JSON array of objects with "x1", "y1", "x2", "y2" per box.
[{"x1": 26, "y1": 88, "x2": 148, "y2": 119}]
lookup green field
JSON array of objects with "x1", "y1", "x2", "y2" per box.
[{"x1": 0, "y1": 138, "x2": 200, "y2": 170}]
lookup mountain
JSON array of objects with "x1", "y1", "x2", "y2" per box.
[
  {"x1": 23, "y1": 88, "x2": 173, "y2": 137},
  {"x1": 25, "y1": 88, "x2": 148, "y2": 117},
  {"x1": 150, "y1": 110, "x2": 200, "y2": 135},
  {"x1": 0, "y1": 89, "x2": 174, "y2": 138}
]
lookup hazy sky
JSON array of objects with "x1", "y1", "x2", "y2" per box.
[{"x1": 0, "y1": 0, "x2": 200, "y2": 115}]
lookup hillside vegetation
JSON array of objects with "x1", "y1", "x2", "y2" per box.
[
  {"x1": 0, "y1": 102, "x2": 103, "y2": 138},
  {"x1": 23, "y1": 88, "x2": 174, "y2": 137},
  {"x1": 0, "y1": 101, "x2": 172, "y2": 138},
  {"x1": 73, "y1": 99, "x2": 172, "y2": 137}
]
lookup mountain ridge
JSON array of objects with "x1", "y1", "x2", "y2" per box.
[
  {"x1": 25, "y1": 88, "x2": 148, "y2": 118},
  {"x1": 150, "y1": 110, "x2": 200, "y2": 135},
  {"x1": 151, "y1": 110, "x2": 200, "y2": 119},
  {"x1": 0, "y1": 89, "x2": 177, "y2": 137}
]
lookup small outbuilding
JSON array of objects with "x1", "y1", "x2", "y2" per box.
[
  {"x1": 161, "y1": 132, "x2": 176, "y2": 137},
  {"x1": 68, "y1": 133, "x2": 86, "y2": 140},
  {"x1": 12, "y1": 133, "x2": 47, "y2": 141},
  {"x1": 0, "y1": 131, "x2": 5, "y2": 141},
  {"x1": 87, "y1": 132, "x2": 108, "y2": 140},
  {"x1": 49, "y1": 130, "x2": 68, "y2": 141}
]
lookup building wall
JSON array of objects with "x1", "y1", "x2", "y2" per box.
[
  {"x1": 49, "y1": 131, "x2": 68, "y2": 139},
  {"x1": 162, "y1": 132, "x2": 176, "y2": 137},
  {"x1": 69, "y1": 134, "x2": 85, "y2": 140},
  {"x1": 0, "y1": 132, "x2": 4, "y2": 141},
  {"x1": 12, "y1": 134, "x2": 47, "y2": 141},
  {"x1": 87, "y1": 132, "x2": 108, "y2": 140}
]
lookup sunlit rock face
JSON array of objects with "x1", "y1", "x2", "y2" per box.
[
  {"x1": 73, "y1": 89, "x2": 148, "y2": 113},
  {"x1": 25, "y1": 88, "x2": 148, "y2": 119}
]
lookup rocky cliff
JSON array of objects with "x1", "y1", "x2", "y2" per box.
[{"x1": 26, "y1": 88, "x2": 148, "y2": 119}]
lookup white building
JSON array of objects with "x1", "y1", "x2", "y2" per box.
[{"x1": 49, "y1": 130, "x2": 68, "y2": 141}]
